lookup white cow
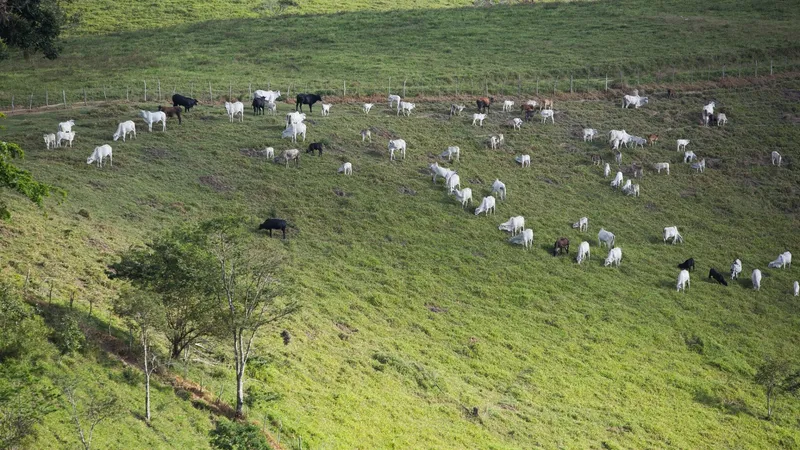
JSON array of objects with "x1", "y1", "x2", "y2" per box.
[
  {"x1": 360, "y1": 129, "x2": 372, "y2": 142},
  {"x1": 453, "y1": 188, "x2": 473, "y2": 208},
  {"x1": 113, "y1": 120, "x2": 136, "y2": 142},
  {"x1": 731, "y1": 259, "x2": 742, "y2": 279},
  {"x1": 253, "y1": 90, "x2": 281, "y2": 103},
  {"x1": 684, "y1": 151, "x2": 696, "y2": 163},
  {"x1": 440, "y1": 146, "x2": 460, "y2": 162},
  {"x1": 608, "y1": 129, "x2": 629, "y2": 145},
  {"x1": 573, "y1": 217, "x2": 588, "y2": 232},
  {"x1": 794, "y1": 281, "x2": 799, "y2": 297},
  {"x1": 611, "y1": 171, "x2": 624, "y2": 189},
  {"x1": 139, "y1": 110, "x2": 167, "y2": 132},
  {"x1": 266, "y1": 102, "x2": 277, "y2": 115},
  {"x1": 703, "y1": 101, "x2": 715, "y2": 117},
  {"x1": 474, "y1": 196, "x2": 496, "y2": 216},
  {"x1": 56, "y1": 131, "x2": 75, "y2": 148},
  {"x1": 286, "y1": 111, "x2": 306, "y2": 126},
  {"x1": 58, "y1": 120, "x2": 75, "y2": 133},
  {"x1": 691, "y1": 159, "x2": 706, "y2": 173},
  {"x1": 625, "y1": 184, "x2": 640, "y2": 197},
  {"x1": 515, "y1": 154, "x2": 531, "y2": 168},
  {"x1": 491, "y1": 179, "x2": 507, "y2": 201},
  {"x1": 621, "y1": 179, "x2": 631, "y2": 192},
  {"x1": 653, "y1": 162, "x2": 670, "y2": 175},
  {"x1": 502, "y1": 100, "x2": 515, "y2": 112},
  {"x1": 388, "y1": 94, "x2": 401, "y2": 109},
  {"x1": 264, "y1": 147, "x2": 275, "y2": 158},
  {"x1": 576, "y1": 241, "x2": 591, "y2": 264},
  {"x1": 717, "y1": 113, "x2": 727, "y2": 126},
  {"x1": 540, "y1": 109, "x2": 555, "y2": 123},
  {"x1": 510, "y1": 118, "x2": 523, "y2": 130},
  {"x1": 321, "y1": 103, "x2": 332, "y2": 116},
  {"x1": 583, "y1": 128, "x2": 598, "y2": 142},
  {"x1": 768, "y1": 251, "x2": 792, "y2": 269},
  {"x1": 598, "y1": 228, "x2": 615, "y2": 248},
  {"x1": 623, "y1": 95, "x2": 649, "y2": 109},
  {"x1": 676, "y1": 139, "x2": 690, "y2": 151},
  {"x1": 449, "y1": 104, "x2": 466, "y2": 116},
  {"x1": 338, "y1": 162, "x2": 353, "y2": 175},
  {"x1": 677, "y1": 269, "x2": 690, "y2": 292},
  {"x1": 629, "y1": 136, "x2": 646, "y2": 148},
  {"x1": 388, "y1": 139, "x2": 407, "y2": 161},
  {"x1": 772, "y1": 151, "x2": 782, "y2": 166},
  {"x1": 604, "y1": 247, "x2": 622, "y2": 267},
  {"x1": 282, "y1": 122, "x2": 307, "y2": 143},
  {"x1": 278, "y1": 149, "x2": 300, "y2": 168},
  {"x1": 362, "y1": 103, "x2": 374, "y2": 114},
  {"x1": 86, "y1": 145, "x2": 112, "y2": 168},
  {"x1": 752, "y1": 269, "x2": 762, "y2": 291},
  {"x1": 498, "y1": 216, "x2": 525, "y2": 235},
  {"x1": 429, "y1": 162, "x2": 454, "y2": 183},
  {"x1": 446, "y1": 173, "x2": 461, "y2": 193},
  {"x1": 398, "y1": 101, "x2": 415, "y2": 116},
  {"x1": 225, "y1": 101, "x2": 245, "y2": 122},
  {"x1": 490, "y1": 134, "x2": 504, "y2": 150},
  {"x1": 509, "y1": 228, "x2": 534, "y2": 250},
  {"x1": 44, "y1": 133, "x2": 56, "y2": 149},
  {"x1": 604, "y1": 163, "x2": 611, "y2": 178},
  {"x1": 472, "y1": 113, "x2": 486, "y2": 126},
  {"x1": 663, "y1": 226, "x2": 683, "y2": 244}
]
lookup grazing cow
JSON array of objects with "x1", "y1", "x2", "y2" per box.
[
  {"x1": 307, "y1": 142, "x2": 323, "y2": 156},
  {"x1": 476, "y1": 97, "x2": 494, "y2": 114},
  {"x1": 266, "y1": 102, "x2": 277, "y2": 115},
  {"x1": 453, "y1": 188, "x2": 473, "y2": 208},
  {"x1": 295, "y1": 93, "x2": 322, "y2": 113},
  {"x1": 611, "y1": 171, "x2": 623, "y2": 189},
  {"x1": 648, "y1": 134, "x2": 659, "y2": 146},
  {"x1": 553, "y1": 237, "x2": 570, "y2": 256},
  {"x1": 542, "y1": 99, "x2": 553, "y2": 110},
  {"x1": 631, "y1": 164, "x2": 644, "y2": 178},
  {"x1": 653, "y1": 162, "x2": 670, "y2": 175},
  {"x1": 703, "y1": 101, "x2": 715, "y2": 117},
  {"x1": 474, "y1": 196, "x2": 496, "y2": 216},
  {"x1": 782, "y1": 251, "x2": 793, "y2": 268},
  {"x1": 158, "y1": 105, "x2": 183, "y2": 124},
  {"x1": 677, "y1": 258, "x2": 695, "y2": 271},
  {"x1": 523, "y1": 105, "x2": 536, "y2": 122},
  {"x1": 363, "y1": 103, "x2": 374, "y2": 114},
  {"x1": 752, "y1": 269, "x2": 762, "y2": 291},
  {"x1": 429, "y1": 162, "x2": 455, "y2": 183},
  {"x1": 691, "y1": 159, "x2": 706, "y2": 173},
  {"x1": 282, "y1": 122, "x2": 307, "y2": 143},
  {"x1": 717, "y1": 113, "x2": 727, "y2": 126},
  {"x1": 264, "y1": 147, "x2": 275, "y2": 158},
  {"x1": 509, "y1": 118, "x2": 523, "y2": 130},
  {"x1": 86, "y1": 145, "x2": 112, "y2": 168},
  {"x1": 446, "y1": 173, "x2": 461, "y2": 193},
  {"x1": 598, "y1": 228, "x2": 615, "y2": 248},
  {"x1": 677, "y1": 269, "x2": 690, "y2": 292},
  {"x1": 276, "y1": 149, "x2": 300, "y2": 168},
  {"x1": 499, "y1": 216, "x2": 525, "y2": 235},
  {"x1": 56, "y1": 131, "x2": 75, "y2": 148},
  {"x1": 253, "y1": 90, "x2": 281, "y2": 103},
  {"x1": 502, "y1": 100, "x2": 515, "y2": 112},
  {"x1": 139, "y1": 110, "x2": 167, "y2": 132},
  {"x1": 472, "y1": 113, "x2": 486, "y2": 126},
  {"x1": 225, "y1": 101, "x2": 245, "y2": 122},
  {"x1": 772, "y1": 151, "x2": 782, "y2": 166},
  {"x1": 515, "y1": 154, "x2": 531, "y2": 168},
  {"x1": 360, "y1": 129, "x2": 372, "y2": 142},
  {"x1": 684, "y1": 151, "x2": 697, "y2": 163},
  {"x1": 338, "y1": 162, "x2": 352, "y2": 175},
  {"x1": 768, "y1": 251, "x2": 792, "y2": 269},
  {"x1": 623, "y1": 95, "x2": 649, "y2": 109},
  {"x1": 591, "y1": 154, "x2": 603, "y2": 166},
  {"x1": 583, "y1": 128, "x2": 599, "y2": 142},
  {"x1": 573, "y1": 217, "x2": 588, "y2": 232},
  {"x1": 604, "y1": 247, "x2": 622, "y2": 267},
  {"x1": 629, "y1": 136, "x2": 647, "y2": 148},
  {"x1": 388, "y1": 139, "x2": 407, "y2": 161},
  {"x1": 509, "y1": 228, "x2": 534, "y2": 250},
  {"x1": 491, "y1": 179, "x2": 507, "y2": 201},
  {"x1": 449, "y1": 104, "x2": 466, "y2": 116},
  {"x1": 731, "y1": 259, "x2": 742, "y2": 279},
  {"x1": 286, "y1": 111, "x2": 306, "y2": 126},
  {"x1": 388, "y1": 94, "x2": 401, "y2": 109},
  {"x1": 666, "y1": 88, "x2": 673, "y2": 98},
  {"x1": 440, "y1": 146, "x2": 460, "y2": 162},
  {"x1": 623, "y1": 182, "x2": 640, "y2": 197},
  {"x1": 490, "y1": 134, "x2": 504, "y2": 150},
  {"x1": 43, "y1": 133, "x2": 56, "y2": 149},
  {"x1": 576, "y1": 241, "x2": 591, "y2": 264},
  {"x1": 708, "y1": 268, "x2": 728, "y2": 286},
  {"x1": 252, "y1": 97, "x2": 267, "y2": 115},
  {"x1": 113, "y1": 120, "x2": 136, "y2": 142},
  {"x1": 794, "y1": 280, "x2": 799, "y2": 297},
  {"x1": 663, "y1": 226, "x2": 683, "y2": 244},
  {"x1": 540, "y1": 109, "x2": 555, "y2": 124},
  {"x1": 676, "y1": 139, "x2": 690, "y2": 151},
  {"x1": 172, "y1": 94, "x2": 199, "y2": 112},
  {"x1": 604, "y1": 163, "x2": 611, "y2": 178},
  {"x1": 397, "y1": 101, "x2": 415, "y2": 116},
  {"x1": 615, "y1": 151, "x2": 622, "y2": 165},
  {"x1": 258, "y1": 218, "x2": 288, "y2": 239},
  {"x1": 522, "y1": 100, "x2": 539, "y2": 110},
  {"x1": 58, "y1": 120, "x2": 75, "y2": 133},
  {"x1": 321, "y1": 103, "x2": 332, "y2": 116}
]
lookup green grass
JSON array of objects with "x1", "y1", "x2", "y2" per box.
[
  {"x1": 2, "y1": 74, "x2": 800, "y2": 448},
  {"x1": 1, "y1": 0, "x2": 800, "y2": 107}
]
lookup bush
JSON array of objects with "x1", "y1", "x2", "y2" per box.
[
  {"x1": 49, "y1": 311, "x2": 86, "y2": 355},
  {"x1": 209, "y1": 419, "x2": 270, "y2": 450}
]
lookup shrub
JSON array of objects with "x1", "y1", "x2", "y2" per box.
[{"x1": 209, "y1": 419, "x2": 270, "y2": 450}]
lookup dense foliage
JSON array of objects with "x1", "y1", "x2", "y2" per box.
[{"x1": 0, "y1": 0, "x2": 65, "y2": 59}]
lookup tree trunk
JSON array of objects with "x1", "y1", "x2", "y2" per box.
[
  {"x1": 767, "y1": 389, "x2": 772, "y2": 419},
  {"x1": 236, "y1": 364, "x2": 245, "y2": 416},
  {"x1": 143, "y1": 336, "x2": 152, "y2": 424},
  {"x1": 234, "y1": 329, "x2": 245, "y2": 416}
]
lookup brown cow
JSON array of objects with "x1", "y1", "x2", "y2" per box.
[
  {"x1": 158, "y1": 105, "x2": 182, "y2": 124},
  {"x1": 648, "y1": 134, "x2": 659, "y2": 146},
  {"x1": 476, "y1": 96, "x2": 494, "y2": 114},
  {"x1": 542, "y1": 99, "x2": 554, "y2": 110},
  {"x1": 553, "y1": 237, "x2": 570, "y2": 256}
]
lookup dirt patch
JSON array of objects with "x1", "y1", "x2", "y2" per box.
[
  {"x1": 199, "y1": 175, "x2": 233, "y2": 192},
  {"x1": 145, "y1": 148, "x2": 169, "y2": 159},
  {"x1": 398, "y1": 186, "x2": 417, "y2": 196},
  {"x1": 426, "y1": 304, "x2": 447, "y2": 313}
]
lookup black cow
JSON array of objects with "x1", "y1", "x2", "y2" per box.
[
  {"x1": 476, "y1": 96, "x2": 494, "y2": 114},
  {"x1": 172, "y1": 94, "x2": 199, "y2": 112},
  {"x1": 708, "y1": 268, "x2": 728, "y2": 286},
  {"x1": 553, "y1": 237, "x2": 570, "y2": 256},
  {"x1": 258, "y1": 218, "x2": 288, "y2": 239},
  {"x1": 253, "y1": 97, "x2": 266, "y2": 115},
  {"x1": 296, "y1": 93, "x2": 322, "y2": 113},
  {"x1": 677, "y1": 258, "x2": 695, "y2": 271},
  {"x1": 307, "y1": 142, "x2": 323, "y2": 156}
]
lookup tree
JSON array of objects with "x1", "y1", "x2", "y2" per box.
[
  {"x1": 202, "y1": 217, "x2": 298, "y2": 417},
  {"x1": 754, "y1": 356, "x2": 800, "y2": 420},
  {"x1": 0, "y1": 124, "x2": 64, "y2": 220},
  {"x1": 0, "y1": 0, "x2": 65, "y2": 60},
  {"x1": 110, "y1": 225, "x2": 218, "y2": 359},
  {"x1": 113, "y1": 287, "x2": 165, "y2": 424}
]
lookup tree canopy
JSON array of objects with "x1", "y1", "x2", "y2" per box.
[{"x1": 0, "y1": 0, "x2": 66, "y2": 60}]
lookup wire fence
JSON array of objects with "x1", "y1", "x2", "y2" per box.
[{"x1": 1, "y1": 59, "x2": 799, "y2": 113}]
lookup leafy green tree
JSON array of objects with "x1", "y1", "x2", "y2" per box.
[
  {"x1": 0, "y1": 119, "x2": 64, "y2": 220},
  {"x1": 0, "y1": 0, "x2": 65, "y2": 60},
  {"x1": 209, "y1": 419, "x2": 270, "y2": 450}
]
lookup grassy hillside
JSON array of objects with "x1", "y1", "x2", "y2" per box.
[
  {"x1": 2, "y1": 74, "x2": 800, "y2": 447},
  {"x1": 1, "y1": 0, "x2": 800, "y2": 108}
]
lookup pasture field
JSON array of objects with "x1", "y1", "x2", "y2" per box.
[
  {"x1": 2, "y1": 0, "x2": 800, "y2": 106},
  {"x1": 2, "y1": 74, "x2": 800, "y2": 448}
]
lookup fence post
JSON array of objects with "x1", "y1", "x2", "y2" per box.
[
  {"x1": 536, "y1": 78, "x2": 539, "y2": 95},
  {"x1": 402, "y1": 79, "x2": 406, "y2": 97},
  {"x1": 157, "y1": 79, "x2": 161, "y2": 101},
  {"x1": 343, "y1": 80, "x2": 346, "y2": 97},
  {"x1": 249, "y1": 83, "x2": 252, "y2": 98},
  {"x1": 722, "y1": 66, "x2": 726, "y2": 79},
  {"x1": 570, "y1": 74, "x2": 573, "y2": 93},
  {"x1": 484, "y1": 78, "x2": 488, "y2": 96},
  {"x1": 604, "y1": 74, "x2": 608, "y2": 91},
  {"x1": 144, "y1": 80, "x2": 147, "y2": 101},
  {"x1": 229, "y1": 81, "x2": 232, "y2": 101},
  {"x1": 672, "y1": 68, "x2": 675, "y2": 83},
  {"x1": 10, "y1": 95, "x2": 13, "y2": 113},
  {"x1": 126, "y1": 86, "x2": 130, "y2": 102},
  {"x1": 209, "y1": 82, "x2": 213, "y2": 103},
  {"x1": 62, "y1": 90, "x2": 66, "y2": 109},
  {"x1": 103, "y1": 85, "x2": 107, "y2": 101},
  {"x1": 636, "y1": 71, "x2": 640, "y2": 86},
  {"x1": 517, "y1": 74, "x2": 521, "y2": 96},
  {"x1": 388, "y1": 76, "x2": 391, "y2": 95},
  {"x1": 46, "y1": 89, "x2": 48, "y2": 106},
  {"x1": 755, "y1": 60, "x2": 758, "y2": 77},
  {"x1": 190, "y1": 82, "x2": 194, "y2": 97},
  {"x1": 29, "y1": 94, "x2": 33, "y2": 110},
  {"x1": 83, "y1": 88, "x2": 87, "y2": 105},
  {"x1": 586, "y1": 71, "x2": 590, "y2": 93},
  {"x1": 770, "y1": 59, "x2": 773, "y2": 75},
  {"x1": 553, "y1": 79, "x2": 556, "y2": 95}
]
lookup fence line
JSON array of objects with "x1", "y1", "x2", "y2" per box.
[{"x1": 1, "y1": 60, "x2": 798, "y2": 113}]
